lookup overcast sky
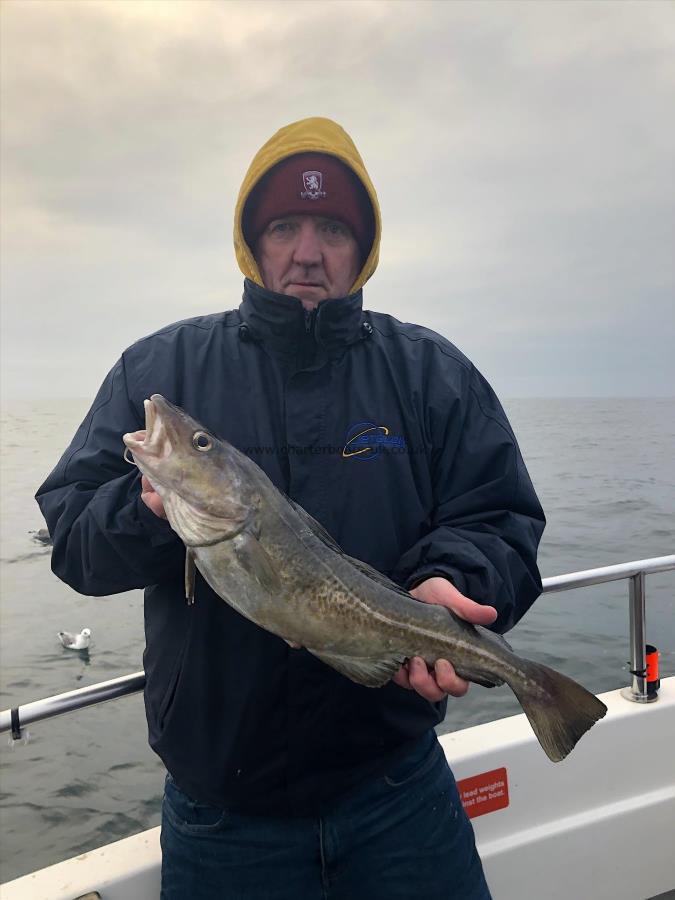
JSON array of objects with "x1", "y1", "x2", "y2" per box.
[{"x1": 1, "y1": 0, "x2": 674, "y2": 400}]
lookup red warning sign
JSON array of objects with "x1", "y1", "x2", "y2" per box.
[{"x1": 456, "y1": 767, "x2": 509, "y2": 819}]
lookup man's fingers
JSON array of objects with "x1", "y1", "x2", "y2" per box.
[
  {"x1": 141, "y1": 491, "x2": 167, "y2": 519},
  {"x1": 141, "y1": 474, "x2": 155, "y2": 493},
  {"x1": 140, "y1": 476, "x2": 167, "y2": 519},
  {"x1": 434, "y1": 659, "x2": 469, "y2": 697},
  {"x1": 408, "y1": 577, "x2": 497, "y2": 627},
  {"x1": 397, "y1": 578, "x2": 486, "y2": 698},
  {"x1": 407, "y1": 657, "x2": 447, "y2": 702},
  {"x1": 448, "y1": 593, "x2": 498, "y2": 626},
  {"x1": 394, "y1": 657, "x2": 470, "y2": 701},
  {"x1": 392, "y1": 667, "x2": 412, "y2": 690}
]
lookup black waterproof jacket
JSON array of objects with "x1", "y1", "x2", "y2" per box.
[{"x1": 36, "y1": 280, "x2": 545, "y2": 816}]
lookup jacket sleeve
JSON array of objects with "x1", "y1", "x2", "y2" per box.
[
  {"x1": 35, "y1": 354, "x2": 183, "y2": 596},
  {"x1": 390, "y1": 364, "x2": 546, "y2": 633}
]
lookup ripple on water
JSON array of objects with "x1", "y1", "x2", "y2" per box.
[
  {"x1": 1, "y1": 550, "x2": 52, "y2": 565},
  {"x1": 107, "y1": 762, "x2": 138, "y2": 773},
  {"x1": 52, "y1": 780, "x2": 95, "y2": 800}
]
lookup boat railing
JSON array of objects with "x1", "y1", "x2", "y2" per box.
[{"x1": 2, "y1": 554, "x2": 674, "y2": 739}]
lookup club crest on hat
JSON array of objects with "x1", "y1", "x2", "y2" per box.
[{"x1": 300, "y1": 171, "x2": 326, "y2": 200}]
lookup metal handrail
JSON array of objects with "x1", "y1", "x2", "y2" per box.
[
  {"x1": 542, "y1": 555, "x2": 675, "y2": 703},
  {"x1": 541, "y1": 555, "x2": 675, "y2": 593},
  {"x1": 0, "y1": 671, "x2": 145, "y2": 738},
  {"x1": 2, "y1": 554, "x2": 674, "y2": 736}
]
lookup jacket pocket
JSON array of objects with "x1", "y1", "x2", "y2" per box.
[
  {"x1": 383, "y1": 731, "x2": 441, "y2": 788},
  {"x1": 157, "y1": 639, "x2": 187, "y2": 732}
]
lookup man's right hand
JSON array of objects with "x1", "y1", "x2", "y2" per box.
[
  {"x1": 392, "y1": 577, "x2": 497, "y2": 702},
  {"x1": 141, "y1": 475, "x2": 167, "y2": 519}
]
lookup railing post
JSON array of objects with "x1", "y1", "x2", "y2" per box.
[{"x1": 621, "y1": 570, "x2": 656, "y2": 704}]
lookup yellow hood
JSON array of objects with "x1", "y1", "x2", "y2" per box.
[{"x1": 233, "y1": 117, "x2": 381, "y2": 294}]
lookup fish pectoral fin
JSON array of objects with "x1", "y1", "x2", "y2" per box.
[
  {"x1": 185, "y1": 549, "x2": 196, "y2": 605},
  {"x1": 232, "y1": 532, "x2": 281, "y2": 595},
  {"x1": 308, "y1": 649, "x2": 406, "y2": 688}
]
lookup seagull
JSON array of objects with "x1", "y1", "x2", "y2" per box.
[{"x1": 58, "y1": 628, "x2": 91, "y2": 651}]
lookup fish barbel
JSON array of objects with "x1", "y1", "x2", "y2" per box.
[{"x1": 123, "y1": 395, "x2": 607, "y2": 762}]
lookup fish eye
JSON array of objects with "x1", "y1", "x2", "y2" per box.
[{"x1": 192, "y1": 431, "x2": 213, "y2": 452}]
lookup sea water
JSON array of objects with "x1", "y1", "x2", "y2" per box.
[{"x1": 0, "y1": 397, "x2": 673, "y2": 881}]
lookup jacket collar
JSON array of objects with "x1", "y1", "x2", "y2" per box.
[{"x1": 238, "y1": 279, "x2": 367, "y2": 354}]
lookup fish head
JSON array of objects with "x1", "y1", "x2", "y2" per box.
[{"x1": 123, "y1": 395, "x2": 258, "y2": 546}]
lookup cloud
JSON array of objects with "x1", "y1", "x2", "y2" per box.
[{"x1": 1, "y1": 0, "x2": 674, "y2": 399}]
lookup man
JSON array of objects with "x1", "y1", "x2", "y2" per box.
[{"x1": 36, "y1": 117, "x2": 545, "y2": 899}]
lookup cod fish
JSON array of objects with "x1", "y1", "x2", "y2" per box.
[{"x1": 123, "y1": 395, "x2": 607, "y2": 762}]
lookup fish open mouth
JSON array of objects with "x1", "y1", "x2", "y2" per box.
[{"x1": 123, "y1": 397, "x2": 172, "y2": 462}]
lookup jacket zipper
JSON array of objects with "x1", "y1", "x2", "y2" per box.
[
  {"x1": 304, "y1": 309, "x2": 317, "y2": 334},
  {"x1": 298, "y1": 308, "x2": 319, "y2": 369}
]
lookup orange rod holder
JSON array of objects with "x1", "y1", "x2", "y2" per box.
[{"x1": 646, "y1": 644, "x2": 660, "y2": 697}]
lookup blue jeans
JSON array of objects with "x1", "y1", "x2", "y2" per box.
[{"x1": 160, "y1": 732, "x2": 492, "y2": 899}]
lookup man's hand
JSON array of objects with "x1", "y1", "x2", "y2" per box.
[
  {"x1": 392, "y1": 577, "x2": 498, "y2": 702},
  {"x1": 140, "y1": 475, "x2": 167, "y2": 519}
]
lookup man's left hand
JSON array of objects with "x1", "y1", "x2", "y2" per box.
[{"x1": 392, "y1": 577, "x2": 498, "y2": 702}]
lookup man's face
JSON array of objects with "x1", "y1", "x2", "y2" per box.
[{"x1": 255, "y1": 215, "x2": 361, "y2": 310}]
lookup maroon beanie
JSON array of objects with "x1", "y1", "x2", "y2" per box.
[{"x1": 243, "y1": 153, "x2": 375, "y2": 262}]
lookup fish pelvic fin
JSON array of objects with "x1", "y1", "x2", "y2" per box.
[
  {"x1": 307, "y1": 648, "x2": 407, "y2": 688},
  {"x1": 509, "y1": 661, "x2": 607, "y2": 762},
  {"x1": 453, "y1": 669, "x2": 504, "y2": 689}
]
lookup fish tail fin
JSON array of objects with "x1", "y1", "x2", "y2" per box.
[{"x1": 508, "y1": 661, "x2": 607, "y2": 762}]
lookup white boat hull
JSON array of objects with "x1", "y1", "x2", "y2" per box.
[{"x1": 3, "y1": 677, "x2": 674, "y2": 900}]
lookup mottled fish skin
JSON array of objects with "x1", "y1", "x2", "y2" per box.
[{"x1": 123, "y1": 395, "x2": 607, "y2": 762}]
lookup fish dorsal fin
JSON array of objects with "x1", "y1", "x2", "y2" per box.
[
  {"x1": 475, "y1": 624, "x2": 513, "y2": 654},
  {"x1": 342, "y1": 554, "x2": 414, "y2": 601},
  {"x1": 287, "y1": 498, "x2": 343, "y2": 553},
  {"x1": 287, "y1": 498, "x2": 413, "y2": 601},
  {"x1": 307, "y1": 648, "x2": 407, "y2": 688}
]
